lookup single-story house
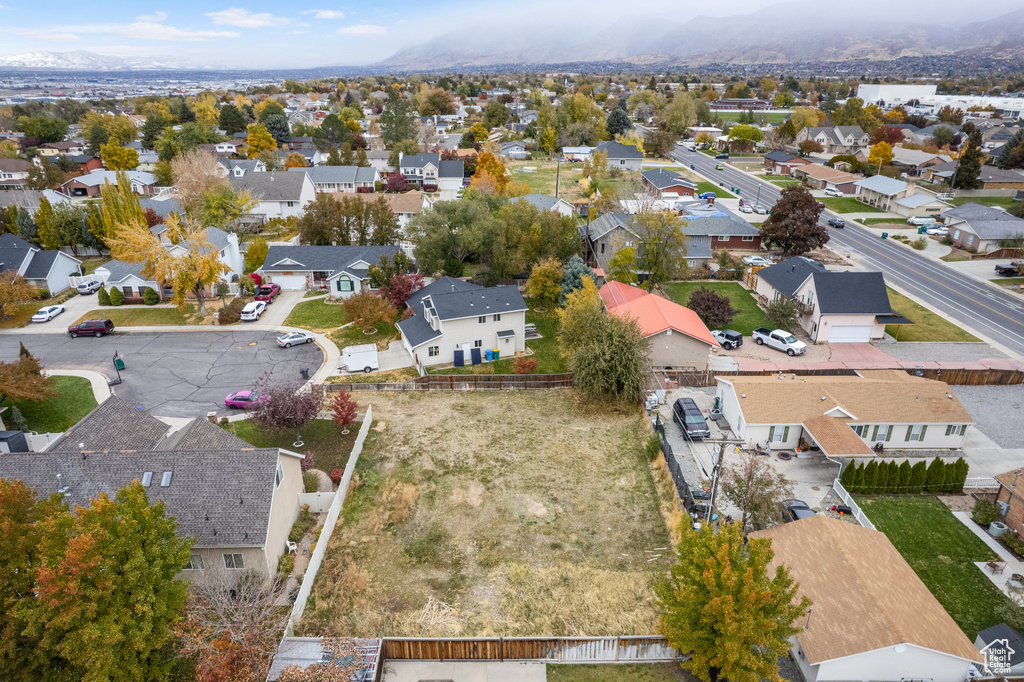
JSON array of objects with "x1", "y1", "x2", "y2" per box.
[
  {"x1": 763, "y1": 150, "x2": 810, "y2": 175},
  {"x1": 682, "y1": 214, "x2": 762, "y2": 252},
  {"x1": 754, "y1": 256, "x2": 910, "y2": 343},
  {"x1": 229, "y1": 171, "x2": 316, "y2": 220},
  {"x1": 890, "y1": 147, "x2": 952, "y2": 177},
  {"x1": 0, "y1": 233, "x2": 82, "y2": 294},
  {"x1": 0, "y1": 398, "x2": 304, "y2": 578},
  {"x1": 716, "y1": 370, "x2": 972, "y2": 454},
  {"x1": 0, "y1": 188, "x2": 70, "y2": 216},
  {"x1": 60, "y1": 169, "x2": 156, "y2": 198},
  {"x1": 517, "y1": 193, "x2": 575, "y2": 217},
  {"x1": 853, "y1": 175, "x2": 912, "y2": 211},
  {"x1": 93, "y1": 260, "x2": 161, "y2": 303},
  {"x1": 600, "y1": 281, "x2": 717, "y2": 369},
  {"x1": 198, "y1": 141, "x2": 243, "y2": 156},
  {"x1": 259, "y1": 244, "x2": 400, "y2": 295},
  {"x1": 290, "y1": 165, "x2": 379, "y2": 194},
  {"x1": 790, "y1": 164, "x2": 860, "y2": 194},
  {"x1": 750, "y1": 515, "x2": 984, "y2": 682},
  {"x1": 594, "y1": 140, "x2": 644, "y2": 171},
  {"x1": 397, "y1": 277, "x2": 527, "y2": 368},
  {"x1": 0, "y1": 158, "x2": 33, "y2": 189},
  {"x1": 37, "y1": 140, "x2": 85, "y2": 157},
  {"x1": 561, "y1": 146, "x2": 595, "y2": 162},
  {"x1": 640, "y1": 168, "x2": 697, "y2": 200},
  {"x1": 397, "y1": 152, "x2": 464, "y2": 193},
  {"x1": 975, "y1": 166, "x2": 1024, "y2": 190},
  {"x1": 499, "y1": 140, "x2": 527, "y2": 160},
  {"x1": 942, "y1": 202, "x2": 1024, "y2": 252},
  {"x1": 794, "y1": 126, "x2": 871, "y2": 155},
  {"x1": 975, "y1": 624, "x2": 1024, "y2": 676},
  {"x1": 891, "y1": 191, "x2": 950, "y2": 219}
]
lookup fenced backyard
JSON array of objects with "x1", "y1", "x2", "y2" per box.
[
  {"x1": 381, "y1": 636, "x2": 679, "y2": 663},
  {"x1": 326, "y1": 373, "x2": 575, "y2": 392}
]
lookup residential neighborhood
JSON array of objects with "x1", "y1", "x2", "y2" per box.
[{"x1": 4, "y1": 13, "x2": 1024, "y2": 682}]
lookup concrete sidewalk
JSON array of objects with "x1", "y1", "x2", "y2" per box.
[
  {"x1": 46, "y1": 369, "x2": 112, "y2": 405},
  {"x1": 953, "y1": 511, "x2": 1024, "y2": 598},
  {"x1": 732, "y1": 342, "x2": 1023, "y2": 373}
]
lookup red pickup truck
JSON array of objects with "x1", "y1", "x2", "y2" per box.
[{"x1": 254, "y1": 283, "x2": 281, "y2": 302}]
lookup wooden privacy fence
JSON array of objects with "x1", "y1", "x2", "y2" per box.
[
  {"x1": 659, "y1": 367, "x2": 1024, "y2": 387},
  {"x1": 382, "y1": 636, "x2": 679, "y2": 663},
  {"x1": 326, "y1": 373, "x2": 574, "y2": 392}
]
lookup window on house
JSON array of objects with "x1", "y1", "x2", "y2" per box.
[
  {"x1": 478, "y1": 316, "x2": 486, "y2": 323},
  {"x1": 945, "y1": 424, "x2": 968, "y2": 436},
  {"x1": 600, "y1": 243, "x2": 605, "y2": 254},
  {"x1": 276, "y1": 463, "x2": 283, "y2": 487},
  {"x1": 184, "y1": 554, "x2": 205, "y2": 570},
  {"x1": 336, "y1": 278, "x2": 353, "y2": 292},
  {"x1": 287, "y1": 201, "x2": 295, "y2": 207},
  {"x1": 493, "y1": 314, "x2": 500, "y2": 322},
  {"x1": 742, "y1": 236, "x2": 754, "y2": 241},
  {"x1": 952, "y1": 230, "x2": 960, "y2": 239},
  {"x1": 626, "y1": 240, "x2": 634, "y2": 247},
  {"x1": 160, "y1": 471, "x2": 172, "y2": 487},
  {"x1": 966, "y1": 235, "x2": 975, "y2": 245},
  {"x1": 871, "y1": 425, "x2": 893, "y2": 442},
  {"x1": 223, "y1": 553, "x2": 245, "y2": 569},
  {"x1": 474, "y1": 340, "x2": 482, "y2": 348},
  {"x1": 619, "y1": 160, "x2": 626, "y2": 165},
  {"x1": 905, "y1": 425, "x2": 926, "y2": 442},
  {"x1": 141, "y1": 471, "x2": 153, "y2": 487},
  {"x1": 122, "y1": 286, "x2": 133, "y2": 298},
  {"x1": 768, "y1": 425, "x2": 790, "y2": 442},
  {"x1": 428, "y1": 346, "x2": 439, "y2": 357},
  {"x1": 852, "y1": 424, "x2": 868, "y2": 437}
]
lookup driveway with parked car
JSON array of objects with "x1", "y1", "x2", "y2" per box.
[{"x1": 0, "y1": 330, "x2": 323, "y2": 418}]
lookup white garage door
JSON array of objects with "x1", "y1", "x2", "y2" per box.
[
  {"x1": 829, "y1": 325, "x2": 873, "y2": 343},
  {"x1": 271, "y1": 275, "x2": 307, "y2": 290}
]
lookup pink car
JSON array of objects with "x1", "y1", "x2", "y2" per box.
[{"x1": 224, "y1": 390, "x2": 267, "y2": 409}]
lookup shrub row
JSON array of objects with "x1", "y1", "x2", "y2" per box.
[{"x1": 839, "y1": 456, "x2": 968, "y2": 495}]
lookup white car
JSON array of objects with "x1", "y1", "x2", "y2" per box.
[
  {"x1": 277, "y1": 331, "x2": 315, "y2": 348},
  {"x1": 926, "y1": 225, "x2": 948, "y2": 236},
  {"x1": 823, "y1": 187, "x2": 844, "y2": 197},
  {"x1": 32, "y1": 304, "x2": 66, "y2": 322},
  {"x1": 907, "y1": 216, "x2": 938, "y2": 226},
  {"x1": 240, "y1": 301, "x2": 267, "y2": 321},
  {"x1": 742, "y1": 255, "x2": 773, "y2": 267},
  {"x1": 753, "y1": 205, "x2": 767, "y2": 214},
  {"x1": 738, "y1": 204, "x2": 753, "y2": 213}
]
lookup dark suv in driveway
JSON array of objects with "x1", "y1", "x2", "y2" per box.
[
  {"x1": 672, "y1": 398, "x2": 711, "y2": 440},
  {"x1": 782, "y1": 499, "x2": 816, "y2": 523},
  {"x1": 68, "y1": 319, "x2": 115, "y2": 338}
]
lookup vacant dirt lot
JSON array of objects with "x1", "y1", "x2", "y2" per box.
[{"x1": 300, "y1": 391, "x2": 673, "y2": 638}]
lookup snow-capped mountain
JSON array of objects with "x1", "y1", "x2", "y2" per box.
[{"x1": 0, "y1": 50, "x2": 215, "y2": 71}]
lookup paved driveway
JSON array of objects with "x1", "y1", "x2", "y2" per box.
[{"x1": 4, "y1": 331, "x2": 323, "y2": 418}]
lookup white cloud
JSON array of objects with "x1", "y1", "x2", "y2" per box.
[
  {"x1": 336, "y1": 24, "x2": 386, "y2": 36},
  {"x1": 8, "y1": 27, "x2": 80, "y2": 41},
  {"x1": 47, "y1": 21, "x2": 239, "y2": 42},
  {"x1": 205, "y1": 7, "x2": 289, "y2": 28},
  {"x1": 136, "y1": 11, "x2": 168, "y2": 22},
  {"x1": 289, "y1": 30, "x2": 309, "y2": 34},
  {"x1": 303, "y1": 9, "x2": 344, "y2": 19}
]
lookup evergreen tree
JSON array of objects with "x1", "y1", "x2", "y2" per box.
[
  {"x1": 887, "y1": 461, "x2": 900, "y2": 493},
  {"x1": 853, "y1": 461, "x2": 865, "y2": 494},
  {"x1": 909, "y1": 460, "x2": 927, "y2": 493},
  {"x1": 340, "y1": 141, "x2": 355, "y2": 166},
  {"x1": 140, "y1": 114, "x2": 168, "y2": 150},
  {"x1": 898, "y1": 460, "x2": 912, "y2": 493},
  {"x1": 356, "y1": 146, "x2": 370, "y2": 167},
  {"x1": 951, "y1": 142, "x2": 983, "y2": 190},
  {"x1": 875, "y1": 460, "x2": 890, "y2": 494},
  {"x1": 862, "y1": 460, "x2": 878, "y2": 495},
  {"x1": 559, "y1": 254, "x2": 597, "y2": 304},
  {"x1": 840, "y1": 460, "x2": 858, "y2": 492},
  {"x1": 380, "y1": 90, "x2": 416, "y2": 146},
  {"x1": 606, "y1": 108, "x2": 632, "y2": 137},
  {"x1": 263, "y1": 113, "x2": 291, "y2": 148},
  {"x1": 326, "y1": 148, "x2": 342, "y2": 166},
  {"x1": 15, "y1": 209, "x2": 37, "y2": 244},
  {"x1": 178, "y1": 101, "x2": 196, "y2": 123},
  {"x1": 217, "y1": 103, "x2": 247, "y2": 136},
  {"x1": 925, "y1": 457, "x2": 946, "y2": 492}
]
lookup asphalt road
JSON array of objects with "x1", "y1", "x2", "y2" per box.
[
  {"x1": 5, "y1": 330, "x2": 323, "y2": 419},
  {"x1": 669, "y1": 145, "x2": 1024, "y2": 359}
]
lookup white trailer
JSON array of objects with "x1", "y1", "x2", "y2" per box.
[{"x1": 342, "y1": 344, "x2": 380, "y2": 373}]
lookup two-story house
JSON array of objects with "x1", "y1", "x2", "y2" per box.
[
  {"x1": 0, "y1": 398, "x2": 305, "y2": 578},
  {"x1": 229, "y1": 171, "x2": 316, "y2": 220},
  {"x1": 753, "y1": 256, "x2": 910, "y2": 343},
  {"x1": 290, "y1": 166, "x2": 379, "y2": 193},
  {"x1": 585, "y1": 212, "x2": 711, "y2": 274},
  {"x1": 794, "y1": 126, "x2": 870, "y2": 155},
  {"x1": 0, "y1": 158, "x2": 33, "y2": 189},
  {"x1": 398, "y1": 152, "x2": 464, "y2": 193},
  {"x1": 682, "y1": 214, "x2": 762, "y2": 253},
  {"x1": 259, "y1": 244, "x2": 400, "y2": 295},
  {"x1": 216, "y1": 157, "x2": 266, "y2": 178},
  {"x1": 397, "y1": 277, "x2": 527, "y2": 368},
  {"x1": 0, "y1": 233, "x2": 82, "y2": 294}
]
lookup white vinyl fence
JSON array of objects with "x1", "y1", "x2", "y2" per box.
[
  {"x1": 964, "y1": 477, "x2": 999, "y2": 489},
  {"x1": 296, "y1": 491, "x2": 336, "y2": 514},
  {"x1": 286, "y1": 404, "x2": 373, "y2": 632},
  {"x1": 832, "y1": 478, "x2": 876, "y2": 531}
]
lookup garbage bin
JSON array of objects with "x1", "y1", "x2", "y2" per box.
[
  {"x1": 917, "y1": 226, "x2": 927, "y2": 234},
  {"x1": 114, "y1": 356, "x2": 125, "y2": 371},
  {"x1": 990, "y1": 521, "x2": 1009, "y2": 539},
  {"x1": 493, "y1": 348, "x2": 500, "y2": 360},
  {"x1": 485, "y1": 349, "x2": 493, "y2": 361},
  {"x1": 881, "y1": 232, "x2": 889, "y2": 239}
]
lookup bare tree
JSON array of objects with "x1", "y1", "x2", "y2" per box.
[
  {"x1": 721, "y1": 450, "x2": 794, "y2": 531},
  {"x1": 276, "y1": 639, "x2": 364, "y2": 681},
  {"x1": 171, "y1": 149, "x2": 229, "y2": 218},
  {"x1": 178, "y1": 569, "x2": 291, "y2": 682}
]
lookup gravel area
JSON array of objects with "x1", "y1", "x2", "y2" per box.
[
  {"x1": 872, "y1": 341, "x2": 1008, "y2": 362},
  {"x1": 652, "y1": 387, "x2": 720, "y2": 486},
  {"x1": 778, "y1": 654, "x2": 804, "y2": 682},
  {"x1": 951, "y1": 385, "x2": 1024, "y2": 448},
  {"x1": 819, "y1": 489, "x2": 863, "y2": 525},
  {"x1": 727, "y1": 337, "x2": 833, "y2": 363}
]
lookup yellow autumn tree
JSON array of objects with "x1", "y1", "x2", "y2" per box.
[
  {"x1": 868, "y1": 141, "x2": 894, "y2": 168},
  {"x1": 106, "y1": 212, "x2": 229, "y2": 314},
  {"x1": 472, "y1": 152, "x2": 508, "y2": 192},
  {"x1": 246, "y1": 123, "x2": 277, "y2": 159},
  {"x1": 99, "y1": 143, "x2": 139, "y2": 171}
]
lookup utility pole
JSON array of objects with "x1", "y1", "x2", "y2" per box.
[
  {"x1": 555, "y1": 157, "x2": 560, "y2": 198},
  {"x1": 702, "y1": 436, "x2": 747, "y2": 523}
]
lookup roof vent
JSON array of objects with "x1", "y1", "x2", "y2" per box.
[
  {"x1": 821, "y1": 396, "x2": 826, "y2": 401},
  {"x1": 142, "y1": 471, "x2": 153, "y2": 487},
  {"x1": 160, "y1": 471, "x2": 172, "y2": 487},
  {"x1": 740, "y1": 394, "x2": 746, "y2": 398}
]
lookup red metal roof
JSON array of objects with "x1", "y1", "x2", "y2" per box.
[{"x1": 599, "y1": 281, "x2": 718, "y2": 347}]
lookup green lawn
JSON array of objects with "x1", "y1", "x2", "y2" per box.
[
  {"x1": 79, "y1": 258, "x2": 105, "y2": 276},
  {"x1": 547, "y1": 663, "x2": 692, "y2": 682},
  {"x1": 712, "y1": 110, "x2": 791, "y2": 124},
  {"x1": 763, "y1": 174, "x2": 801, "y2": 188},
  {"x1": 949, "y1": 196, "x2": 1018, "y2": 208},
  {"x1": 885, "y1": 288, "x2": 979, "y2": 342},
  {"x1": 284, "y1": 299, "x2": 347, "y2": 332},
  {"x1": 226, "y1": 418, "x2": 358, "y2": 474},
  {"x1": 72, "y1": 308, "x2": 193, "y2": 327},
  {"x1": 991, "y1": 277, "x2": 1024, "y2": 287},
  {"x1": 328, "y1": 318, "x2": 399, "y2": 352},
  {"x1": 662, "y1": 282, "x2": 768, "y2": 335},
  {"x1": 857, "y1": 218, "x2": 906, "y2": 226},
  {"x1": 8, "y1": 375, "x2": 97, "y2": 433},
  {"x1": 859, "y1": 496, "x2": 1017, "y2": 640},
  {"x1": 820, "y1": 197, "x2": 884, "y2": 214},
  {"x1": 695, "y1": 181, "x2": 735, "y2": 199},
  {"x1": 428, "y1": 304, "x2": 567, "y2": 375}
]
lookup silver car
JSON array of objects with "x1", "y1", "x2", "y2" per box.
[{"x1": 277, "y1": 331, "x2": 315, "y2": 348}]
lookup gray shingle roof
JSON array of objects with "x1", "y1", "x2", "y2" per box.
[
  {"x1": 0, "y1": 247, "x2": 32, "y2": 273},
  {"x1": 425, "y1": 286, "x2": 527, "y2": 321},
  {"x1": 206, "y1": 226, "x2": 231, "y2": 251},
  {"x1": 595, "y1": 140, "x2": 643, "y2": 159},
  {"x1": 641, "y1": 168, "x2": 697, "y2": 191},
  {"x1": 518, "y1": 194, "x2": 569, "y2": 212},
  {"x1": 978, "y1": 166, "x2": 1024, "y2": 184},
  {"x1": 400, "y1": 152, "x2": 439, "y2": 169},
  {"x1": 0, "y1": 233, "x2": 33, "y2": 250},
  {"x1": 217, "y1": 157, "x2": 263, "y2": 176},
  {"x1": 262, "y1": 245, "x2": 400, "y2": 279},
  {"x1": 812, "y1": 271, "x2": 892, "y2": 314},
  {"x1": 406, "y1": 276, "x2": 479, "y2": 311},
  {"x1": 854, "y1": 175, "x2": 908, "y2": 196},
  {"x1": 161, "y1": 416, "x2": 253, "y2": 451},
  {"x1": 292, "y1": 166, "x2": 378, "y2": 184},
  {"x1": 943, "y1": 202, "x2": 1024, "y2": 239},
  {"x1": 138, "y1": 197, "x2": 183, "y2": 219},
  {"x1": 686, "y1": 237, "x2": 713, "y2": 260},
  {"x1": 21, "y1": 250, "x2": 58, "y2": 280},
  {"x1": 765, "y1": 150, "x2": 797, "y2": 163},
  {"x1": 682, "y1": 215, "x2": 760, "y2": 237},
  {"x1": 757, "y1": 256, "x2": 828, "y2": 297},
  {"x1": 48, "y1": 398, "x2": 170, "y2": 453},
  {"x1": 586, "y1": 213, "x2": 637, "y2": 241},
  {"x1": 395, "y1": 311, "x2": 443, "y2": 348},
  {"x1": 438, "y1": 160, "x2": 464, "y2": 178},
  {"x1": 977, "y1": 624, "x2": 1024, "y2": 667},
  {"x1": 230, "y1": 171, "x2": 309, "y2": 202},
  {"x1": 97, "y1": 259, "x2": 151, "y2": 283}
]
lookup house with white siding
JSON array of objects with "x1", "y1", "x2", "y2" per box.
[
  {"x1": 289, "y1": 166, "x2": 379, "y2": 193},
  {"x1": 229, "y1": 171, "x2": 316, "y2": 220},
  {"x1": 259, "y1": 244, "x2": 400, "y2": 295},
  {"x1": 0, "y1": 233, "x2": 82, "y2": 294}
]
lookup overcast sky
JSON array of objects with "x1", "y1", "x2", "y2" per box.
[{"x1": 1, "y1": 0, "x2": 1022, "y2": 69}]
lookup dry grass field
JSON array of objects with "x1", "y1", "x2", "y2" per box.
[{"x1": 299, "y1": 391, "x2": 675, "y2": 638}]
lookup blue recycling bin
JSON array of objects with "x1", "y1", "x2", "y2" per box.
[{"x1": 485, "y1": 349, "x2": 493, "y2": 361}]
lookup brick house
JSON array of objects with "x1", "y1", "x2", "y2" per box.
[
  {"x1": 996, "y1": 469, "x2": 1024, "y2": 538},
  {"x1": 764, "y1": 150, "x2": 810, "y2": 175},
  {"x1": 640, "y1": 168, "x2": 697, "y2": 200}
]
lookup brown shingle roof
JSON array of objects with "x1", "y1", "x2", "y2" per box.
[
  {"x1": 336, "y1": 190, "x2": 430, "y2": 214},
  {"x1": 719, "y1": 371, "x2": 971, "y2": 425},
  {"x1": 793, "y1": 164, "x2": 859, "y2": 183},
  {"x1": 750, "y1": 515, "x2": 983, "y2": 665},
  {"x1": 801, "y1": 414, "x2": 874, "y2": 456}
]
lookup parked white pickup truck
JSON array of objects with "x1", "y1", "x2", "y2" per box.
[{"x1": 752, "y1": 328, "x2": 807, "y2": 356}]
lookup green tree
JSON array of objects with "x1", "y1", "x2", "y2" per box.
[
  {"x1": 16, "y1": 210, "x2": 38, "y2": 244},
  {"x1": 909, "y1": 460, "x2": 927, "y2": 493},
  {"x1": 366, "y1": 195, "x2": 401, "y2": 245},
  {"x1": 852, "y1": 460, "x2": 866, "y2": 493},
  {"x1": 925, "y1": 456, "x2": 945, "y2": 492},
  {"x1": 409, "y1": 198, "x2": 501, "y2": 276},
  {"x1": 763, "y1": 295, "x2": 799, "y2": 332},
  {"x1": 662, "y1": 94, "x2": 697, "y2": 135},
  {"x1": 657, "y1": 522, "x2": 812, "y2": 682},
  {"x1": 387, "y1": 139, "x2": 420, "y2": 167},
  {"x1": 875, "y1": 459, "x2": 890, "y2": 493},
  {"x1": 559, "y1": 254, "x2": 597, "y2": 303},
  {"x1": 862, "y1": 460, "x2": 878, "y2": 495},
  {"x1": 263, "y1": 114, "x2": 290, "y2": 148},
  {"x1": 199, "y1": 185, "x2": 256, "y2": 228},
  {"x1": 298, "y1": 194, "x2": 346, "y2": 246},
  {"x1": 218, "y1": 103, "x2": 247, "y2": 136},
  {"x1": 312, "y1": 113, "x2": 351, "y2": 152},
  {"x1": 256, "y1": 100, "x2": 285, "y2": 124},
  {"x1": 356, "y1": 146, "x2": 370, "y2": 167},
  {"x1": 631, "y1": 211, "x2": 687, "y2": 288},
  {"x1": 140, "y1": 114, "x2": 168, "y2": 150},
  {"x1": 898, "y1": 460, "x2": 912, "y2": 493},
  {"x1": 16, "y1": 115, "x2": 68, "y2": 143},
  {"x1": 380, "y1": 90, "x2": 416, "y2": 147},
  {"x1": 33, "y1": 197, "x2": 56, "y2": 250},
  {"x1": 761, "y1": 185, "x2": 828, "y2": 256},
  {"x1": 951, "y1": 141, "x2": 983, "y2": 190},
  {"x1": 839, "y1": 460, "x2": 858, "y2": 492},
  {"x1": 722, "y1": 450, "x2": 794, "y2": 531},
  {"x1": 326, "y1": 148, "x2": 342, "y2": 166},
  {"x1": 607, "y1": 245, "x2": 637, "y2": 284},
  {"x1": 482, "y1": 101, "x2": 509, "y2": 129},
  {"x1": 524, "y1": 257, "x2": 563, "y2": 308},
  {"x1": 569, "y1": 312, "x2": 649, "y2": 403},
  {"x1": 606, "y1": 107, "x2": 632, "y2": 137},
  {"x1": 726, "y1": 124, "x2": 763, "y2": 153}
]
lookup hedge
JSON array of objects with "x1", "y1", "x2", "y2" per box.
[{"x1": 841, "y1": 457, "x2": 968, "y2": 495}]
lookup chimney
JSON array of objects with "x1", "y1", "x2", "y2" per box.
[{"x1": 905, "y1": 179, "x2": 916, "y2": 196}]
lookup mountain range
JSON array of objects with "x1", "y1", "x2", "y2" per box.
[{"x1": 0, "y1": 50, "x2": 213, "y2": 71}]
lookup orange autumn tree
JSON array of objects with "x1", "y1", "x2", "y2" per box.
[{"x1": 471, "y1": 152, "x2": 508, "y2": 193}]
